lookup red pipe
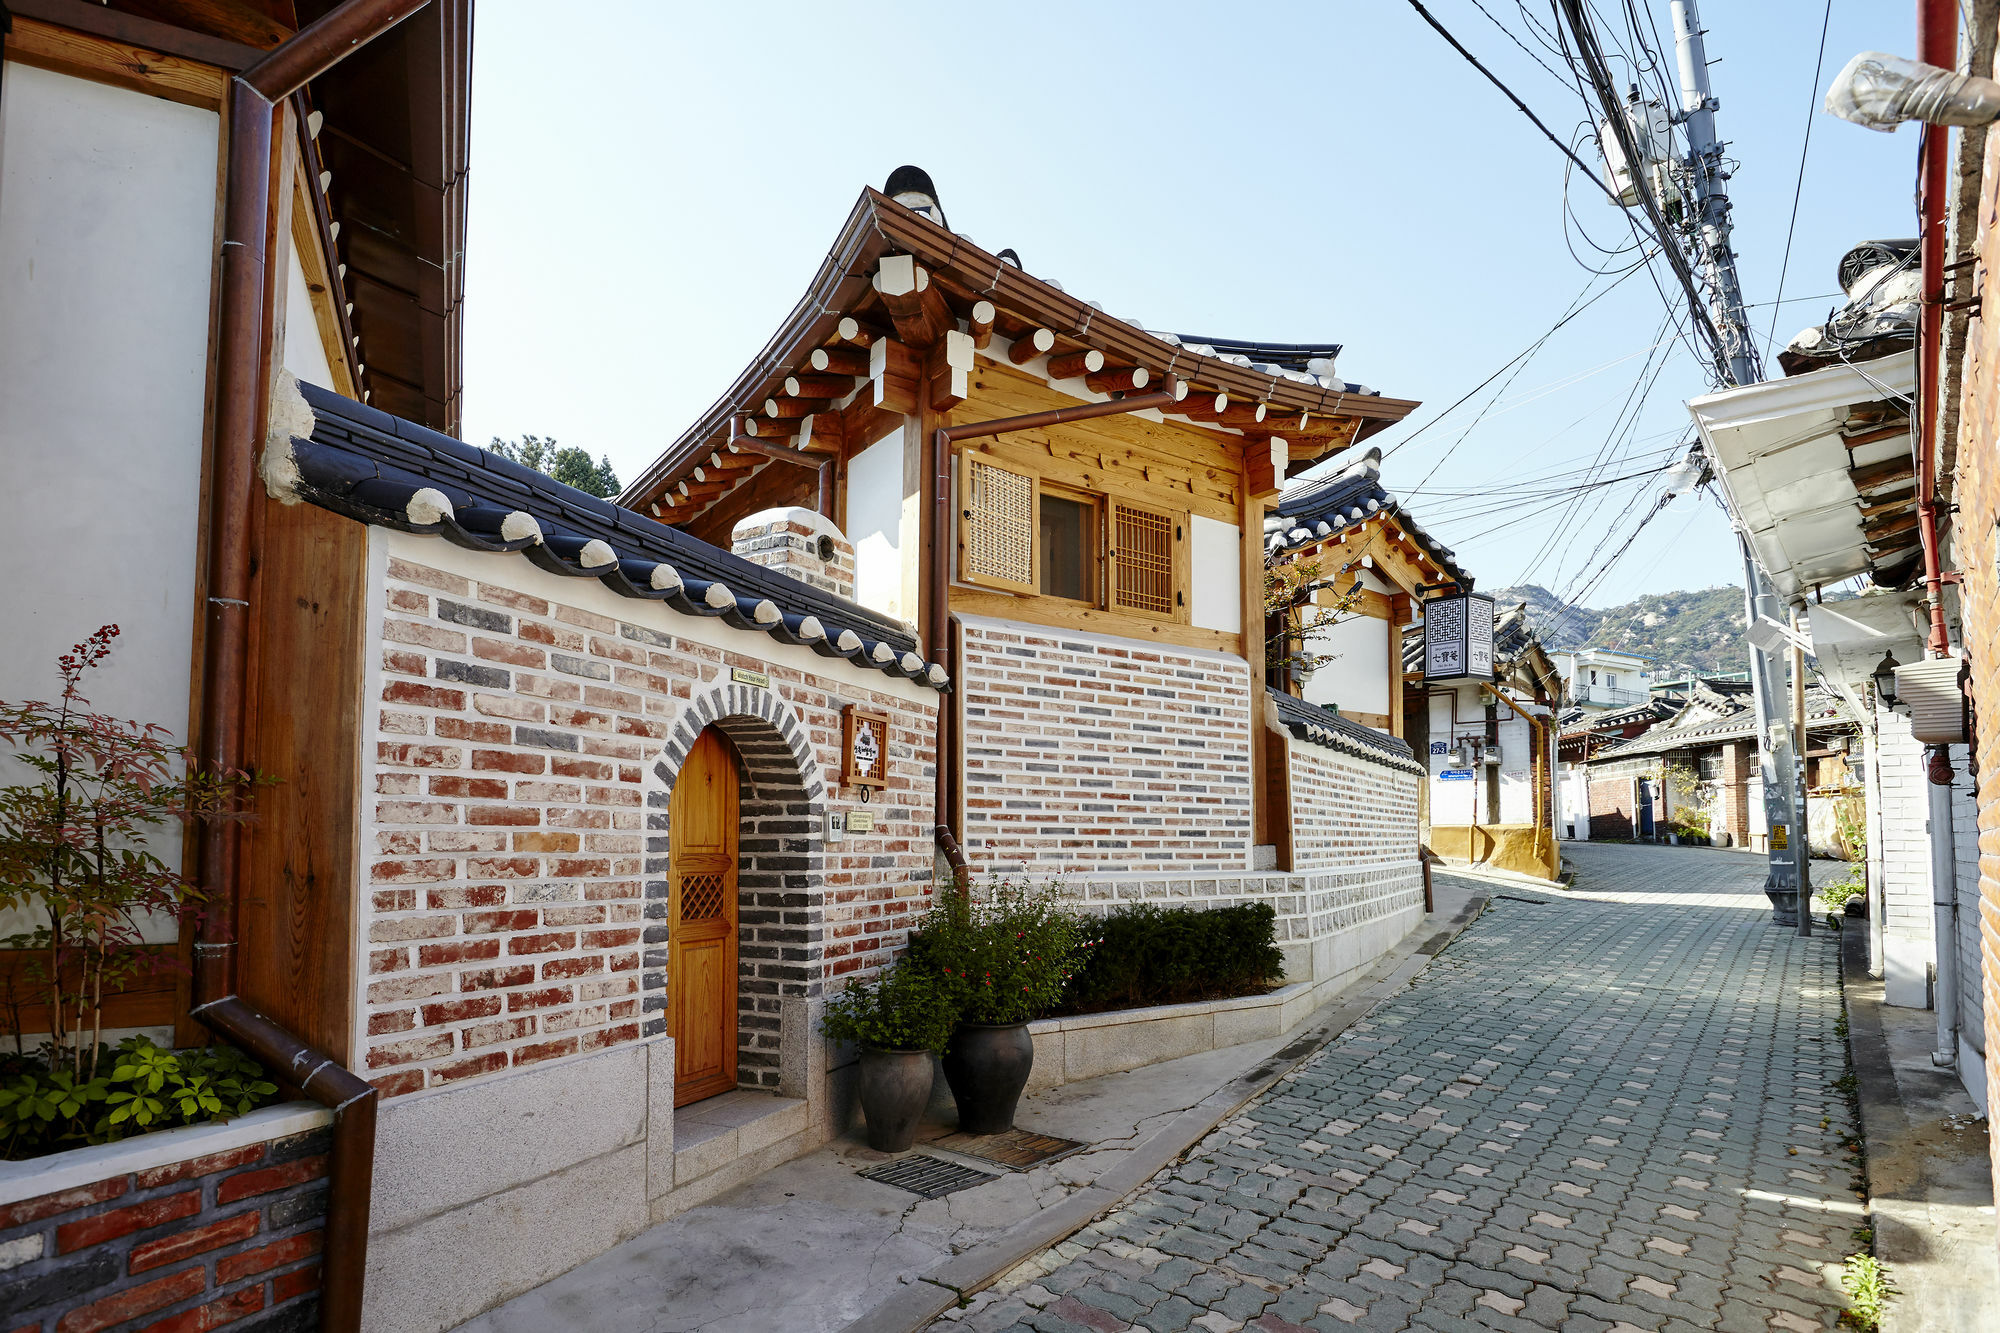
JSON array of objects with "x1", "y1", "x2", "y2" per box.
[{"x1": 1916, "y1": 0, "x2": 1956, "y2": 658}]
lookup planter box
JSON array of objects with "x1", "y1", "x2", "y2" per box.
[{"x1": 1, "y1": 1102, "x2": 333, "y2": 1333}]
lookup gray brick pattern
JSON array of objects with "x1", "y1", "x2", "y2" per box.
[{"x1": 936, "y1": 844, "x2": 1864, "y2": 1332}]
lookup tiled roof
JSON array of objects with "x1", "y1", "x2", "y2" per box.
[
  {"x1": 1592, "y1": 687, "x2": 1854, "y2": 759},
  {"x1": 1270, "y1": 449, "x2": 1471, "y2": 585},
  {"x1": 1268, "y1": 691, "x2": 1426, "y2": 775},
  {"x1": 283, "y1": 382, "x2": 948, "y2": 691}
]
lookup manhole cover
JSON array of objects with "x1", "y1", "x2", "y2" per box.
[
  {"x1": 858, "y1": 1155, "x2": 998, "y2": 1199},
  {"x1": 934, "y1": 1129, "x2": 1089, "y2": 1170}
]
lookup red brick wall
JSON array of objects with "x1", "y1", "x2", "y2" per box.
[
  {"x1": 0, "y1": 1120, "x2": 328, "y2": 1333},
  {"x1": 364, "y1": 549, "x2": 938, "y2": 1098},
  {"x1": 1953, "y1": 133, "x2": 2000, "y2": 1172},
  {"x1": 958, "y1": 618, "x2": 1253, "y2": 872}
]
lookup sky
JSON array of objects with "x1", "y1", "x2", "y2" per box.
[{"x1": 459, "y1": 1, "x2": 1920, "y2": 612}]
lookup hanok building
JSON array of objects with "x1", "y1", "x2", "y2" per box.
[{"x1": 624, "y1": 169, "x2": 1435, "y2": 994}]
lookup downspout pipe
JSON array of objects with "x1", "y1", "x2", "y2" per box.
[
  {"x1": 1917, "y1": 0, "x2": 1956, "y2": 660},
  {"x1": 199, "y1": 4, "x2": 431, "y2": 1330},
  {"x1": 927, "y1": 384, "x2": 1182, "y2": 885},
  {"x1": 1915, "y1": 0, "x2": 1961, "y2": 1071}
]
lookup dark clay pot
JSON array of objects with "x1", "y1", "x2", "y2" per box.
[
  {"x1": 941, "y1": 1022, "x2": 1035, "y2": 1135},
  {"x1": 857, "y1": 1047, "x2": 934, "y2": 1153}
]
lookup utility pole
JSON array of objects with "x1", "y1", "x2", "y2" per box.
[{"x1": 1667, "y1": 0, "x2": 1810, "y2": 929}]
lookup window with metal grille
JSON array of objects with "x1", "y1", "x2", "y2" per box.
[
  {"x1": 959, "y1": 453, "x2": 1038, "y2": 594},
  {"x1": 1111, "y1": 502, "x2": 1174, "y2": 617}
]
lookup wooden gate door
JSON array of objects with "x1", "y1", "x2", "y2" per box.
[{"x1": 669, "y1": 727, "x2": 739, "y2": 1106}]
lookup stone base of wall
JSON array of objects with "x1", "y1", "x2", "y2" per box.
[
  {"x1": 363, "y1": 1029, "x2": 859, "y2": 1333},
  {"x1": 0, "y1": 1104, "x2": 332, "y2": 1333}
]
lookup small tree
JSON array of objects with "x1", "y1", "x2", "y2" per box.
[
  {"x1": 0, "y1": 627, "x2": 262, "y2": 1079},
  {"x1": 489, "y1": 434, "x2": 620, "y2": 499},
  {"x1": 1264, "y1": 552, "x2": 1364, "y2": 685},
  {"x1": 1662, "y1": 760, "x2": 1711, "y2": 841}
]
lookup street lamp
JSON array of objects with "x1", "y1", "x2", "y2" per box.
[{"x1": 1872, "y1": 650, "x2": 1901, "y2": 708}]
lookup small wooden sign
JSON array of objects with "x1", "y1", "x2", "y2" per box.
[
  {"x1": 730, "y1": 667, "x2": 770, "y2": 688},
  {"x1": 842, "y1": 705, "x2": 889, "y2": 792},
  {"x1": 846, "y1": 810, "x2": 875, "y2": 834}
]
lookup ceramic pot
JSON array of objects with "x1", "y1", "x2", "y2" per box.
[
  {"x1": 941, "y1": 1022, "x2": 1034, "y2": 1135},
  {"x1": 858, "y1": 1047, "x2": 935, "y2": 1152}
]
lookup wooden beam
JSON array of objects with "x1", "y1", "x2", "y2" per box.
[
  {"x1": 1046, "y1": 348, "x2": 1105, "y2": 380},
  {"x1": 873, "y1": 254, "x2": 951, "y2": 347},
  {"x1": 1086, "y1": 365, "x2": 1151, "y2": 394},
  {"x1": 785, "y1": 373, "x2": 852, "y2": 400},
  {"x1": 810, "y1": 345, "x2": 871, "y2": 376},
  {"x1": 835, "y1": 315, "x2": 888, "y2": 347},
  {"x1": 764, "y1": 395, "x2": 828, "y2": 420},
  {"x1": 6, "y1": 15, "x2": 229, "y2": 110},
  {"x1": 1244, "y1": 435, "x2": 1286, "y2": 499},
  {"x1": 1175, "y1": 392, "x2": 1229, "y2": 422},
  {"x1": 928, "y1": 329, "x2": 976, "y2": 411},
  {"x1": 743, "y1": 415, "x2": 804, "y2": 439},
  {"x1": 1241, "y1": 472, "x2": 1271, "y2": 850},
  {"x1": 1850, "y1": 457, "x2": 1917, "y2": 490},
  {"x1": 969, "y1": 299, "x2": 996, "y2": 349},
  {"x1": 1007, "y1": 328, "x2": 1056, "y2": 366},
  {"x1": 870, "y1": 338, "x2": 920, "y2": 415},
  {"x1": 1219, "y1": 401, "x2": 1269, "y2": 428}
]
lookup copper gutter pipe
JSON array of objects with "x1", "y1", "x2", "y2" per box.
[
  {"x1": 928, "y1": 383, "x2": 1182, "y2": 886},
  {"x1": 1916, "y1": 0, "x2": 1957, "y2": 659},
  {"x1": 199, "y1": 4, "x2": 431, "y2": 1329}
]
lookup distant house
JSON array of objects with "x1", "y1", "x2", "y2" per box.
[
  {"x1": 1582, "y1": 681, "x2": 1858, "y2": 848},
  {"x1": 1552, "y1": 646, "x2": 1655, "y2": 713}
]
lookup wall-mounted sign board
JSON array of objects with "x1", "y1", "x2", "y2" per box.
[
  {"x1": 1422, "y1": 592, "x2": 1495, "y2": 683},
  {"x1": 1437, "y1": 769, "x2": 1476, "y2": 782},
  {"x1": 842, "y1": 705, "x2": 889, "y2": 793}
]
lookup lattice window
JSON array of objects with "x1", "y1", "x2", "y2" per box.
[
  {"x1": 1111, "y1": 502, "x2": 1174, "y2": 617},
  {"x1": 679, "y1": 872, "x2": 727, "y2": 921},
  {"x1": 959, "y1": 453, "x2": 1038, "y2": 594}
]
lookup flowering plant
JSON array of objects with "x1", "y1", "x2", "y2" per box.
[
  {"x1": 0, "y1": 627, "x2": 269, "y2": 1083},
  {"x1": 820, "y1": 961, "x2": 957, "y2": 1053},
  {"x1": 906, "y1": 877, "x2": 1084, "y2": 1026}
]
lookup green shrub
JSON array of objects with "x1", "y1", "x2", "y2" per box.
[
  {"x1": 820, "y1": 962, "x2": 958, "y2": 1053},
  {"x1": 1059, "y1": 903, "x2": 1284, "y2": 1015},
  {"x1": 0, "y1": 1035, "x2": 280, "y2": 1161},
  {"x1": 1821, "y1": 867, "x2": 1866, "y2": 912},
  {"x1": 906, "y1": 878, "x2": 1083, "y2": 1025}
]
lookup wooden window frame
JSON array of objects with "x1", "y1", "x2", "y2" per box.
[
  {"x1": 1108, "y1": 498, "x2": 1185, "y2": 622},
  {"x1": 1035, "y1": 481, "x2": 1105, "y2": 608},
  {"x1": 958, "y1": 451, "x2": 1039, "y2": 594}
]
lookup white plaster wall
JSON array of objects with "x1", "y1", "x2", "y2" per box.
[
  {"x1": 1873, "y1": 703, "x2": 1934, "y2": 1007},
  {"x1": 1190, "y1": 515, "x2": 1241, "y2": 632},
  {"x1": 281, "y1": 243, "x2": 335, "y2": 389},
  {"x1": 1302, "y1": 613, "x2": 1389, "y2": 716},
  {"x1": 846, "y1": 431, "x2": 904, "y2": 622},
  {"x1": 1495, "y1": 711, "x2": 1535, "y2": 824},
  {"x1": 0, "y1": 68, "x2": 218, "y2": 922},
  {"x1": 1425, "y1": 688, "x2": 1478, "y2": 825}
]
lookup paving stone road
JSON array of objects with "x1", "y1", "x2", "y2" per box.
[{"x1": 934, "y1": 843, "x2": 1865, "y2": 1333}]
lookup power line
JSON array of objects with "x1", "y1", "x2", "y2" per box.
[
  {"x1": 1403, "y1": 0, "x2": 1619, "y2": 202},
  {"x1": 1765, "y1": 0, "x2": 1835, "y2": 352}
]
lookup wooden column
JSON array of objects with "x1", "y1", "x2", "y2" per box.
[
  {"x1": 1388, "y1": 595, "x2": 1409, "y2": 738},
  {"x1": 1241, "y1": 460, "x2": 1273, "y2": 852}
]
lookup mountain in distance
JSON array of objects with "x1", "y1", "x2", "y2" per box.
[{"x1": 1486, "y1": 583, "x2": 1753, "y2": 678}]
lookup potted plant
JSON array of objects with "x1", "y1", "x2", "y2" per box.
[
  {"x1": 821, "y1": 961, "x2": 955, "y2": 1152},
  {"x1": 0, "y1": 627, "x2": 278, "y2": 1160},
  {"x1": 908, "y1": 879, "x2": 1081, "y2": 1135}
]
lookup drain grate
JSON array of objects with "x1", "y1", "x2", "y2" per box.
[
  {"x1": 934, "y1": 1128, "x2": 1089, "y2": 1171},
  {"x1": 858, "y1": 1154, "x2": 998, "y2": 1199}
]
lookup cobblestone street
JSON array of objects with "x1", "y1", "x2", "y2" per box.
[{"x1": 935, "y1": 843, "x2": 1864, "y2": 1333}]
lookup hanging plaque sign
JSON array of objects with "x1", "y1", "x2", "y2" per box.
[
  {"x1": 842, "y1": 705, "x2": 889, "y2": 793},
  {"x1": 1422, "y1": 592, "x2": 1496, "y2": 683}
]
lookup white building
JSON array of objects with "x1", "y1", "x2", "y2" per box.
[{"x1": 1552, "y1": 646, "x2": 1655, "y2": 712}]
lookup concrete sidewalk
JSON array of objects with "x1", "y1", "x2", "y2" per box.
[
  {"x1": 1841, "y1": 922, "x2": 1999, "y2": 1333},
  {"x1": 452, "y1": 879, "x2": 1487, "y2": 1333}
]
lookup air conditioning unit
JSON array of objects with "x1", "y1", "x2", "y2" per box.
[{"x1": 1894, "y1": 657, "x2": 1967, "y2": 744}]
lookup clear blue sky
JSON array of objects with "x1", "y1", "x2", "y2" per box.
[{"x1": 460, "y1": 1, "x2": 1918, "y2": 610}]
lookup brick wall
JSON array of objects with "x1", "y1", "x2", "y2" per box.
[
  {"x1": 1715, "y1": 740, "x2": 1752, "y2": 848},
  {"x1": 729, "y1": 508, "x2": 854, "y2": 601},
  {"x1": 364, "y1": 546, "x2": 938, "y2": 1099},
  {"x1": 958, "y1": 616, "x2": 1253, "y2": 873},
  {"x1": 0, "y1": 1115, "x2": 329, "y2": 1333},
  {"x1": 1288, "y1": 741, "x2": 1420, "y2": 874},
  {"x1": 1585, "y1": 756, "x2": 1656, "y2": 840}
]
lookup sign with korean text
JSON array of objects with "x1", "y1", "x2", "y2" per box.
[
  {"x1": 842, "y1": 705, "x2": 889, "y2": 793},
  {"x1": 1422, "y1": 592, "x2": 1496, "y2": 683}
]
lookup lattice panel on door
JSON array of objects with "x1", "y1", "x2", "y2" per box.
[
  {"x1": 679, "y1": 872, "x2": 727, "y2": 921},
  {"x1": 1112, "y1": 503, "x2": 1173, "y2": 616},
  {"x1": 960, "y1": 454, "x2": 1037, "y2": 593}
]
